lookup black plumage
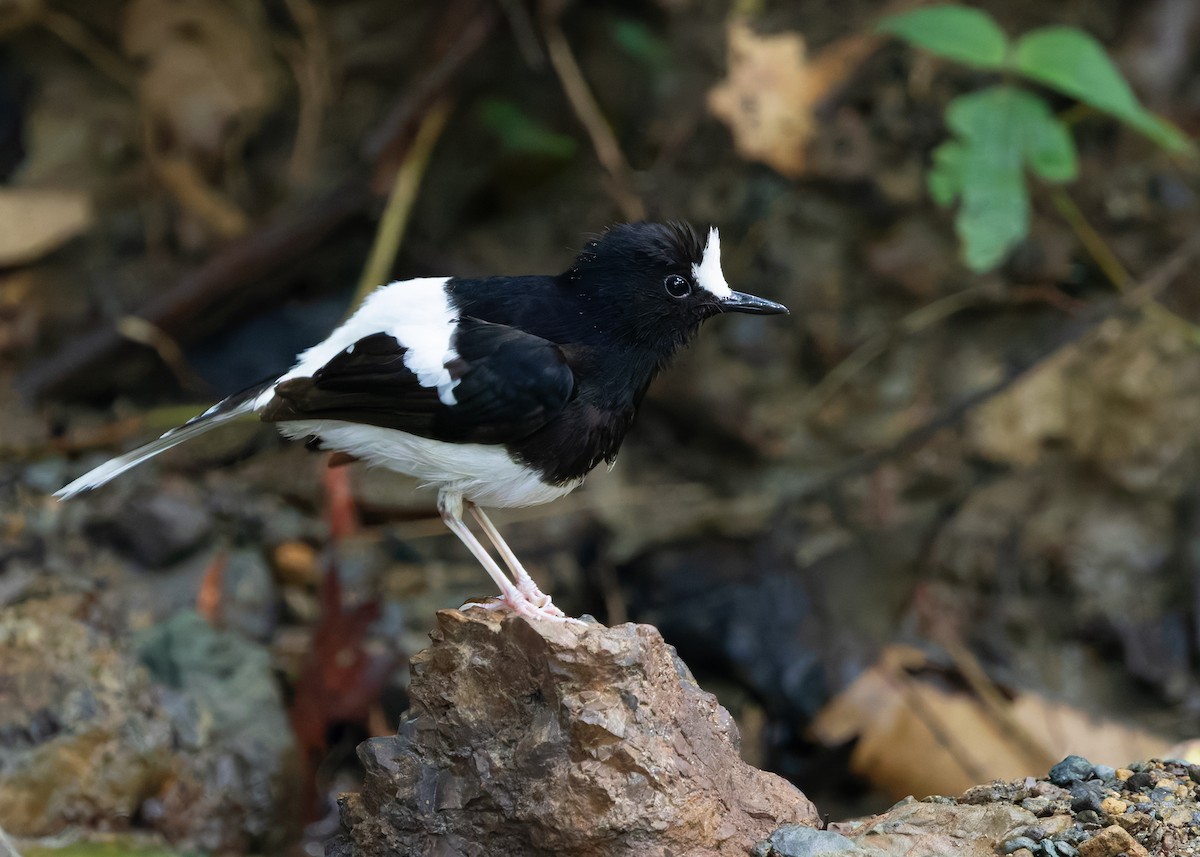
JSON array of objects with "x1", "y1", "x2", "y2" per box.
[{"x1": 56, "y1": 221, "x2": 789, "y2": 622}]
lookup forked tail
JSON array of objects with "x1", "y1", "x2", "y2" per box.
[{"x1": 55, "y1": 380, "x2": 273, "y2": 500}]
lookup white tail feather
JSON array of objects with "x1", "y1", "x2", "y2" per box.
[{"x1": 55, "y1": 400, "x2": 257, "y2": 500}]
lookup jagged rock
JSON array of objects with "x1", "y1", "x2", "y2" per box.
[{"x1": 330, "y1": 608, "x2": 819, "y2": 857}]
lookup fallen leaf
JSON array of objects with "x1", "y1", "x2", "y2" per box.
[
  {"x1": 0, "y1": 188, "x2": 92, "y2": 267},
  {"x1": 707, "y1": 21, "x2": 879, "y2": 178},
  {"x1": 122, "y1": 0, "x2": 280, "y2": 159},
  {"x1": 812, "y1": 645, "x2": 1171, "y2": 799}
]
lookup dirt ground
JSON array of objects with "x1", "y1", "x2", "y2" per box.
[{"x1": 4, "y1": 0, "x2": 1200, "y2": 853}]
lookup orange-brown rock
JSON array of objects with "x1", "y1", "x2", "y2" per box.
[{"x1": 329, "y1": 608, "x2": 819, "y2": 857}]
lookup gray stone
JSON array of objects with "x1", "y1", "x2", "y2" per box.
[{"x1": 755, "y1": 825, "x2": 864, "y2": 856}]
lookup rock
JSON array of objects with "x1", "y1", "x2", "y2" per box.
[
  {"x1": 1077, "y1": 825, "x2": 1148, "y2": 857},
  {"x1": 86, "y1": 482, "x2": 214, "y2": 567},
  {"x1": 1051, "y1": 755, "x2": 1095, "y2": 786},
  {"x1": 1099, "y1": 797, "x2": 1127, "y2": 816},
  {"x1": 828, "y1": 801, "x2": 1051, "y2": 856},
  {"x1": 0, "y1": 592, "x2": 296, "y2": 852},
  {"x1": 1004, "y1": 836, "x2": 1040, "y2": 853},
  {"x1": 330, "y1": 608, "x2": 819, "y2": 857},
  {"x1": 753, "y1": 825, "x2": 864, "y2": 856}
]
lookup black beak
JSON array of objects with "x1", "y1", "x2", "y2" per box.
[{"x1": 718, "y1": 290, "x2": 790, "y2": 315}]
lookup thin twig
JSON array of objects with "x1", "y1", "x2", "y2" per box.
[
  {"x1": 363, "y1": 1, "x2": 497, "y2": 165},
  {"x1": 942, "y1": 637, "x2": 1057, "y2": 773},
  {"x1": 1049, "y1": 188, "x2": 1132, "y2": 288},
  {"x1": 799, "y1": 285, "x2": 993, "y2": 418},
  {"x1": 143, "y1": 122, "x2": 252, "y2": 239},
  {"x1": 348, "y1": 99, "x2": 453, "y2": 314},
  {"x1": 1050, "y1": 186, "x2": 1200, "y2": 339},
  {"x1": 115, "y1": 316, "x2": 212, "y2": 395},
  {"x1": 798, "y1": 229, "x2": 1200, "y2": 498},
  {"x1": 539, "y1": 0, "x2": 646, "y2": 221},
  {"x1": 18, "y1": 181, "x2": 371, "y2": 402},
  {"x1": 497, "y1": 0, "x2": 545, "y2": 68},
  {"x1": 883, "y1": 665, "x2": 992, "y2": 786},
  {"x1": 282, "y1": 0, "x2": 334, "y2": 186},
  {"x1": 37, "y1": 9, "x2": 136, "y2": 89}
]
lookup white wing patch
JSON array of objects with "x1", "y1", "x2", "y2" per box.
[
  {"x1": 267, "y1": 277, "x2": 462, "y2": 407},
  {"x1": 691, "y1": 227, "x2": 732, "y2": 299}
]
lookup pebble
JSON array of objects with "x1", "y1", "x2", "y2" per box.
[
  {"x1": 1003, "y1": 836, "x2": 1039, "y2": 853},
  {"x1": 751, "y1": 825, "x2": 859, "y2": 857},
  {"x1": 1018, "y1": 826, "x2": 1046, "y2": 842},
  {"x1": 1125, "y1": 771, "x2": 1153, "y2": 791},
  {"x1": 1077, "y1": 824, "x2": 1147, "y2": 857},
  {"x1": 1099, "y1": 796, "x2": 1127, "y2": 816},
  {"x1": 1076, "y1": 809, "x2": 1101, "y2": 826},
  {"x1": 1115, "y1": 768, "x2": 1134, "y2": 781},
  {"x1": 1021, "y1": 797, "x2": 1053, "y2": 816},
  {"x1": 1188, "y1": 764, "x2": 1200, "y2": 785},
  {"x1": 1091, "y1": 765, "x2": 1116, "y2": 781},
  {"x1": 1069, "y1": 781, "x2": 1105, "y2": 813},
  {"x1": 1050, "y1": 755, "x2": 1095, "y2": 786}
]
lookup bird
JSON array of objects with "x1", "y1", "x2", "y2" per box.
[{"x1": 55, "y1": 222, "x2": 788, "y2": 622}]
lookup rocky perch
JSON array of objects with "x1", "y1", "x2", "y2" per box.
[
  {"x1": 330, "y1": 610, "x2": 1200, "y2": 857},
  {"x1": 328, "y1": 608, "x2": 819, "y2": 856}
]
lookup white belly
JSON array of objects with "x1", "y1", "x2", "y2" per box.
[{"x1": 277, "y1": 420, "x2": 583, "y2": 508}]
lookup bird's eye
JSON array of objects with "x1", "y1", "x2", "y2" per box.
[{"x1": 664, "y1": 274, "x2": 691, "y2": 299}]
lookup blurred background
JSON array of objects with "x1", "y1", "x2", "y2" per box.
[{"x1": 3, "y1": 0, "x2": 1200, "y2": 853}]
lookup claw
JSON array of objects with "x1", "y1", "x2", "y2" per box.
[{"x1": 461, "y1": 594, "x2": 583, "y2": 625}]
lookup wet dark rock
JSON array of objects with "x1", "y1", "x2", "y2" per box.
[
  {"x1": 1051, "y1": 756, "x2": 1096, "y2": 786},
  {"x1": 1126, "y1": 771, "x2": 1154, "y2": 790},
  {"x1": 1068, "y1": 781, "x2": 1105, "y2": 813},
  {"x1": 331, "y1": 608, "x2": 818, "y2": 857},
  {"x1": 87, "y1": 483, "x2": 214, "y2": 567}
]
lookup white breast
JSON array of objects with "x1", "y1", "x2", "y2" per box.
[{"x1": 278, "y1": 420, "x2": 583, "y2": 509}]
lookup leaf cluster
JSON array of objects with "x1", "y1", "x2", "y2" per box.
[{"x1": 879, "y1": 5, "x2": 1193, "y2": 271}]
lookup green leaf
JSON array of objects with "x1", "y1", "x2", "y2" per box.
[
  {"x1": 478, "y1": 100, "x2": 578, "y2": 160},
  {"x1": 1024, "y1": 107, "x2": 1078, "y2": 181},
  {"x1": 612, "y1": 19, "x2": 670, "y2": 71},
  {"x1": 877, "y1": 5, "x2": 1009, "y2": 70},
  {"x1": 932, "y1": 86, "x2": 1078, "y2": 271},
  {"x1": 1013, "y1": 26, "x2": 1193, "y2": 153}
]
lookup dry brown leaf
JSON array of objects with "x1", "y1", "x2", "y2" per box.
[
  {"x1": 122, "y1": 0, "x2": 280, "y2": 158},
  {"x1": 812, "y1": 645, "x2": 1171, "y2": 799},
  {"x1": 707, "y1": 21, "x2": 879, "y2": 178},
  {"x1": 0, "y1": 188, "x2": 92, "y2": 267}
]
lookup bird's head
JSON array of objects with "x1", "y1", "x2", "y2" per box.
[{"x1": 563, "y1": 222, "x2": 788, "y2": 358}]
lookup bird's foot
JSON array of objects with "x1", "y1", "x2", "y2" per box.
[
  {"x1": 461, "y1": 593, "x2": 582, "y2": 625},
  {"x1": 516, "y1": 586, "x2": 565, "y2": 617}
]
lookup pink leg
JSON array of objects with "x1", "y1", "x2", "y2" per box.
[
  {"x1": 438, "y1": 493, "x2": 578, "y2": 624},
  {"x1": 467, "y1": 502, "x2": 565, "y2": 617}
]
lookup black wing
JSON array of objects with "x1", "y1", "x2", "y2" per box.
[{"x1": 261, "y1": 318, "x2": 575, "y2": 445}]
